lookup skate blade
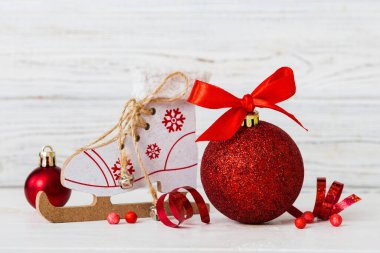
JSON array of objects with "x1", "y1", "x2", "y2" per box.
[{"x1": 36, "y1": 191, "x2": 209, "y2": 223}]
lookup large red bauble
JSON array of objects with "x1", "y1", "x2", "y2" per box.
[
  {"x1": 24, "y1": 166, "x2": 71, "y2": 208},
  {"x1": 201, "y1": 121, "x2": 304, "y2": 224}
]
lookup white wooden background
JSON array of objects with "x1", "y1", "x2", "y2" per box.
[{"x1": 0, "y1": 0, "x2": 379, "y2": 189}]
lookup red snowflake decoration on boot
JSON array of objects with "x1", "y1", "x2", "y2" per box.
[
  {"x1": 111, "y1": 159, "x2": 135, "y2": 181},
  {"x1": 146, "y1": 143, "x2": 161, "y2": 160},
  {"x1": 162, "y1": 108, "x2": 186, "y2": 133}
]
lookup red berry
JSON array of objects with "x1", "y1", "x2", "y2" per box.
[
  {"x1": 125, "y1": 211, "x2": 138, "y2": 223},
  {"x1": 329, "y1": 214, "x2": 342, "y2": 227},
  {"x1": 303, "y1": 211, "x2": 315, "y2": 223},
  {"x1": 107, "y1": 212, "x2": 120, "y2": 224},
  {"x1": 295, "y1": 217, "x2": 307, "y2": 229}
]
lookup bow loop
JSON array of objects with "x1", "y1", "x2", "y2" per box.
[
  {"x1": 188, "y1": 80, "x2": 242, "y2": 109},
  {"x1": 252, "y1": 67, "x2": 296, "y2": 103},
  {"x1": 188, "y1": 67, "x2": 307, "y2": 142}
]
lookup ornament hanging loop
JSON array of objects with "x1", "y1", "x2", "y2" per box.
[{"x1": 39, "y1": 145, "x2": 56, "y2": 167}]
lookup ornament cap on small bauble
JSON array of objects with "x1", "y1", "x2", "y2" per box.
[{"x1": 39, "y1": 145, "x2": 56, "y2": 167}]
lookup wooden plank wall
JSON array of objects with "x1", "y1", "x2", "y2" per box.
[{"x1": 0, "y1": 0, "x2": 379, "y2": 188}]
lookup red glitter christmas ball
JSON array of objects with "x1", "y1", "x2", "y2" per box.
[{"x1": 201, "y1": 121, "x2": 304, "y2": 224}]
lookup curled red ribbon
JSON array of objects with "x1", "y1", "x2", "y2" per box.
[
  {"x1": 188, "y1": 67, "x2": 307, "y2": 141},
  {"x1": 313, "y1": 177, "x2": 361, "y2": 220},
  {"x1": 287, "y1": 178, "x2": 361, "y2": 220},
  {"x1": 156, "y1": 186, "x2": 210, "y2": 228}
]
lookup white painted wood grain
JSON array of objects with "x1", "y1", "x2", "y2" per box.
[{"x1": 0, "y1": 0, "x2": 379, "y2": 188}]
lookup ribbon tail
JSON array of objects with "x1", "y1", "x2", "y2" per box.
[
  {"x1": 196, "y1": 108, "x2": 247, "y2": 142},
  {"x1": 287, "y1": 205, "x2": 303, "y2": 218},
  {"x1": 255, "y1": 101, "x2": 308, "y2": 131},
  {"x1": 181, "y1": 186, "x2": 210, "y2": 224},
  {"x1": 332, "y1": 194, "x2": 361, "y2": 215}
]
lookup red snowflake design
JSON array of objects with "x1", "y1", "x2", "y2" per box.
[
  {"x1": 162, "y1": 108, "x2": 186, "y2": 133},
  {"x1": 145, "y1": 143, "x2": 161, "y2": 160},
  {"x1": 111, "y1": 159, "x2": 135, "y2": 181}
]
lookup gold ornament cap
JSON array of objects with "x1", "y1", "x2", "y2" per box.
[
  {"x1": 242, "y1": 111, "x2": 259, "y2": 128},
  {"x1": 39, "y1": 145, "x2": 56, "y2": 167}
]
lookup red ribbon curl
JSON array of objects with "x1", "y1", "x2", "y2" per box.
[
  {"x1": 188, "y1": 67, "x2": 307, "y2": 141},
  {"x1": 313, "y1": 177, "x2": 361, "y2": 220},
  {"x1": 287, "y1": 178, "x2": 361, "y2": 220},
  {"x1": 156, "y1": 186, "x2": 210, "y2": 228}
]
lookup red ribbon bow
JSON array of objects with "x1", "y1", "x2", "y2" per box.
[{"x1": 188, "y1": 67, "x2": 307, "y2": 141}]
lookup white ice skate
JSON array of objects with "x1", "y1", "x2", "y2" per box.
[
  {"x1": 63, "y1": 100, "x2": 197, "y2": 196},
  {"x1": 36, "y1": 71, "x2": 209, "y2": 223}
]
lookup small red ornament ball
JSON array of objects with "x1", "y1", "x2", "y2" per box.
[
  {"x1": 303, "y1": 211, "x2": 315, "y2": 223},
  {"x1": 24, "y1": 166, "x2": 71, "y2": 208},
  {"x1": 295, "y1": 217, "x2": 307, "y2": 229},
  {"x1": 125, "y1": 211, "x2": 138, "y2": 223},
  {"x1": 201, "y1": 121, "x2": 304, "y2": 224},
  {"x1": 107, "y1": 212, "x2": 120, "y2": 224},
  {"x1": 329, "y1": 214, "x2": 343, "y2": 227}
]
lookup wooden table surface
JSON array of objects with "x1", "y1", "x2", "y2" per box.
[{"x1": 0, "y1": 188, "x2": 377, "y2": 253}]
